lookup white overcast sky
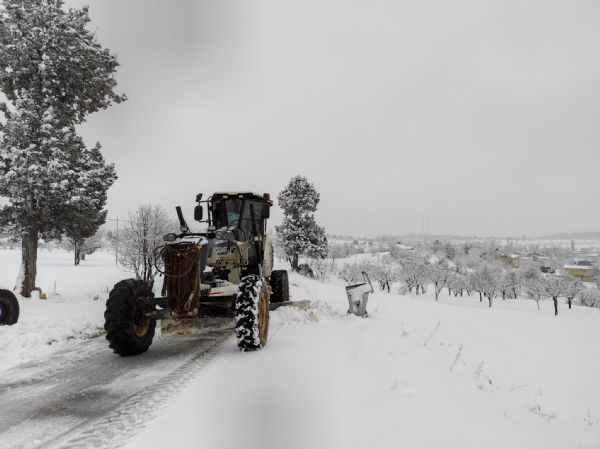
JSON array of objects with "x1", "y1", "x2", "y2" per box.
[{"x1": 65, "y1": 0, "x2": 600, "y2": 237}]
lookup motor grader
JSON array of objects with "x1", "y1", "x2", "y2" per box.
[{"x1": 104, "y1": 192, "x2": 289, "y2": 355}]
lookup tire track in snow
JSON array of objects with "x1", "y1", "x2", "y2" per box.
[{"x1": 38, "y1": 330, "x2": 233, "y2": 449}]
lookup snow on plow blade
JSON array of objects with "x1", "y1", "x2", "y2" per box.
[{"x1": 269, "y1": 300, "x2": 311, "y2": 311}]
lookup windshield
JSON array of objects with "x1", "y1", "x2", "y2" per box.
[{"x1": 212, "y1": 199, "x2": 242, "y2": 228}]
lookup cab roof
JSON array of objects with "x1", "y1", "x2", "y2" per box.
[{"x1": 211, "y1": 192, "x2": 267, "y2": 200}]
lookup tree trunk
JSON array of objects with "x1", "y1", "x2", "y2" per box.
[
  {"x1": 19, "y1": 229, "x2": 39, "y2": 298},
  {"x1": 479, "y1": 292, "x2": 482, "y2": 302},
  {"x1": 435, "y1": 288, "x2": 439, "y2": 301},
  {"x1": 553, "y1": 297, "x2": 558, "y2": 316},
  {"x1": 488, "y1": 296, "x2": 493, "y2": 308},
  {"x1": 74, "y1": 241, "x2": 81, "y2": 266},
  {"x1": 568, "y1": 298, "x2": 572, "y2": 309},
  {"x1": 291, "y1": 253, "x2": 299, "y2": 271}
]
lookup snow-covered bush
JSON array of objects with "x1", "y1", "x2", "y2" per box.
[
  {"x1": 579, "y1": 287, "x2": 600, "y2": 308},
  {"x1": 309, "y1": 257, "x2": 333, "y2": 280}
]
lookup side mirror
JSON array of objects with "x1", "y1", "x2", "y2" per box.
[
  {"x1": 194, "y1": 204, "x2": 203, "y2": 221},
  {"x1": 196, "y1": 193, "x2": 203, "y2": 202},
  {"x1": 261, "y1": 204, "x2": 270, "y2": 219}
]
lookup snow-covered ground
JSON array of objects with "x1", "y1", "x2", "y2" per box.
[
  {"x1": 121, "y1": 273, "x2": 600, "y2": 449},
  {"x1": 0, "y1": 249, "x2": 127, "y2": 371},
  {"x1": 1, "y1": 249, "x2": 599, "y2": 448}
]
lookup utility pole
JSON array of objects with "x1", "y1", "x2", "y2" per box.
[{"x1": 115, "y1": 216, "x2": 119, "y2": 266}]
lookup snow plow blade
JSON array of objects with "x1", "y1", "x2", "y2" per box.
[{"x1": 160, "y1": 317, "x2": 233, "y2": 335}]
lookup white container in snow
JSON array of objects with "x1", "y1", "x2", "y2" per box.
[{"x1": 345, "y1": 271, "x2": 374, "y2": 318}]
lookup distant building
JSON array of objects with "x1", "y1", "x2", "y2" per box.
[
  {"x1": 564, "y1": 264, "x2": 594, "y2": 282},
  {"x1": 523, "y1": 252, "x2": 549, "y2": 261},
  {"x1": 541, "y1": 266, "x2": 556, "y2": 274},
  {"x1": 500, "y1": 254, "x2": 520, "y2": 268}
]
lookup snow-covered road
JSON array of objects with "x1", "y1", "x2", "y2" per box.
[{"x1": 0, "y1": 328, "x2": 233, "y2": 449}]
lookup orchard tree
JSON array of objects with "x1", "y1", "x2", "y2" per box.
[
  {"x1": 563, "y1": 277, "x2": 582, "y2": 310},
  {"x1": 430, "y1": 262, "x2": 450, "y2": 300},
  {"x1": 336, "y1": 262, "x2": 362, "y2": 285},
  {"x1": 448, "y1": 272, "x2": 466, "y2": 297},
  {"x1": 372, "y1": 255, "x2": 400, "y2": 292},
  {"x1": 541, "y1": 275, "x2": 568, "y2": 316},
  {"x1": 521, "y1": 268, "x2": 545, "y2": 310},
  {"x1": 276, "y1": 176, "x2": 328, "y2": 270},
  {"x1": 478, "y1": 265, "x2": 500, "y2": 308},
  {"x1": 0, "y1": 0, "x2": 124, "y2": 296}
]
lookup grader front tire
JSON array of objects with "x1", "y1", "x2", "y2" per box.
[
  {"x1": 234, "y1": 275, "x2": 270, "y2": 351},
  {"x1": 104, "y1": 279, "x2": 156, "y2": 356}
]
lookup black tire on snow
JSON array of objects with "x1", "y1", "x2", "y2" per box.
[
  {"x1": 269, "y1": 270, "x2": 289, "y2": 303},
  {"x1": 0, "y1": 289, "x2": 19, "y2": 325},
  {"x1": 235, "y1": 275, "x2": 269, "y2": 351},
  {"x1": 104, "y1": 279, "x2": 156, "y2": 356}
]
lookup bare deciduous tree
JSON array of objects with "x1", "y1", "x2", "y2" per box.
[{"x1": 117, "y1": 204, "x2": 175, "y2": 286}]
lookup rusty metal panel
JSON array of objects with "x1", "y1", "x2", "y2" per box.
[{"x1": 160, "y1": 243, "x2": 202, "y2": 317}]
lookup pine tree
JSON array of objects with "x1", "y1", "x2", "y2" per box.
[
  {"x1": 275, "y1": 176, "x2": 328, "y2": 270},
  {"x1": 61, "y1": 143, "x2": 116, "y2": 265},
  {"x1": 0, "y1": 0, "x2": 124, "y2": 296}
]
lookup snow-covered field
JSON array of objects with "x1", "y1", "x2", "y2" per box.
[{"x1": 1, "y1": 249, "x2": 599, "y2": 448}]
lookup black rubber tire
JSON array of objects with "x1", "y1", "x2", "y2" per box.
[
  {"x1": 269, "y1": 270, "x2": 289, "y2": 303},
  {"x1": 0, "y1": 289, "x2": 19, "y2": 325},
  {"x1": 234, "y1": 275, "x2": 269, "y2": 351},
  {"x1": 104, "y1": 279, "x2": 156, "y2": 356}
]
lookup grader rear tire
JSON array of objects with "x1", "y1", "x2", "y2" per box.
[
  {"x1": 0, "y1": 289, "x2": 19, "y2": 325},
  {"x1": 234, "y1": 275, "x2": 269, "y2": 351},
  {"x1": 104, "y1": 279, "x2": 156, "y2": 356}
]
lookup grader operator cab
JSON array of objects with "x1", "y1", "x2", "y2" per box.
[{"x1": 104, "y1": 192, "x2": 289, "y2": 355}]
